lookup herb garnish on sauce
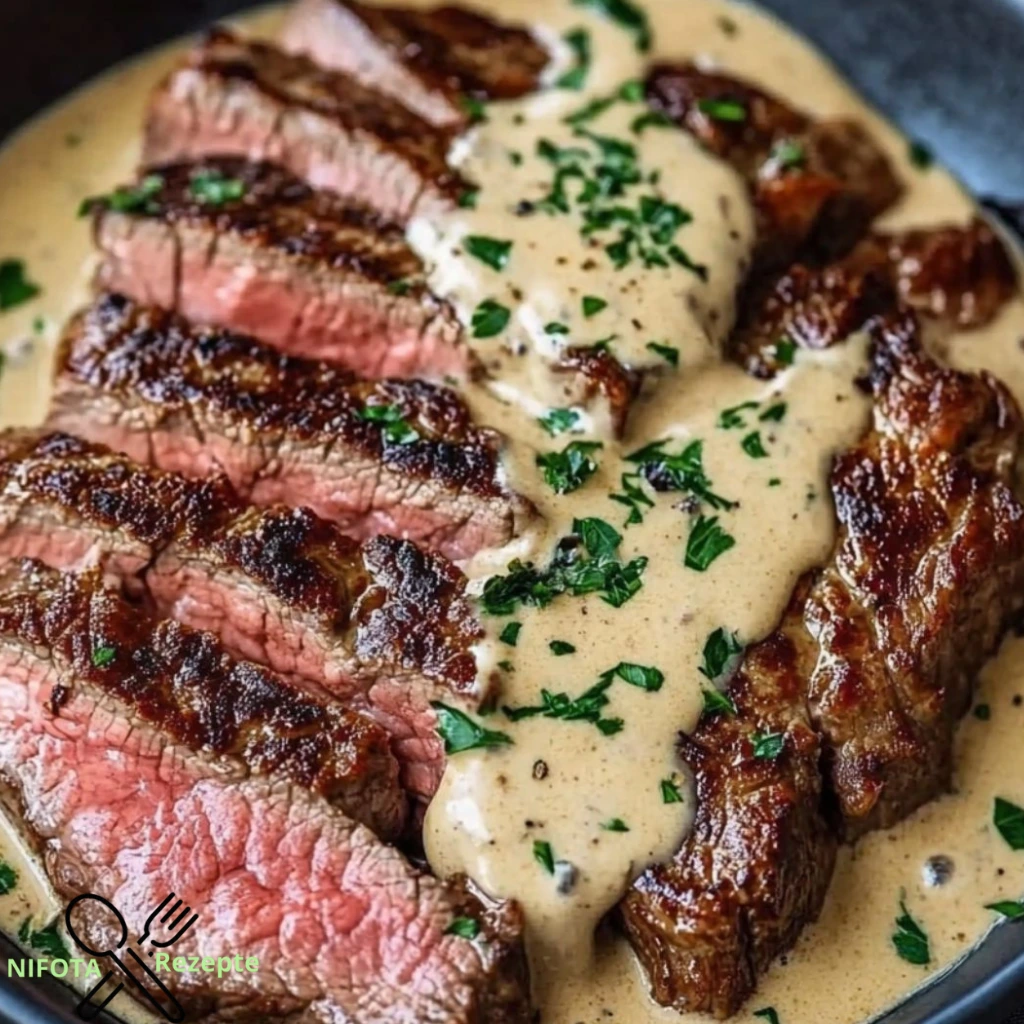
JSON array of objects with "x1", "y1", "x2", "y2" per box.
[
  {"x1": 432, "y1": 703, "x2": 513, "y2": 754},
  {"x1": 0, "y1": 260, "x2": 41, "y2": 312},
  {"x1": 892, "y1": 900, "x2": 931, "y2": 965},
  {"x1": 994, "y1": 797, "x2": 1024, "y2": 850}
]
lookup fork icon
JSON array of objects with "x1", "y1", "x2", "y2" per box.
[{"x1": 139, "y1": 893, "x2": 198, "y2": 950}]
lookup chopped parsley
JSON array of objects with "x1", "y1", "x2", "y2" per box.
[
  {"x1": 994, "y1": 797, "x2": 1024, "y2": 850},
  {"x1": 0, "y1": 861, "x2": 17, "y2": 895},
  {"x1": 464, "y1": 235, "x2": 513, "y2": 271},
  {"x1": 741, "y1": 431, "x2": 769, "y2": 458},
  {"x1": 974, "y1": 703, "x2": 992, "y2": 721},
  {"x1": 631, "y1": 110, "x2": 674, "y2": 135},
  {"x1": 608, "y1": 661, "x2": 663, "y2": 692},
  {"x1": 582, "y1": 295, "x2": 608, "y2": 318},
  {"x1": 538, "y1": 407, "x2": 581, "y2": 437},
  {"x1": 91, "y1": 645, "x2": 117, "y2": 669},
  {"x1": 460, "y1": 94, "x2": 488, "y2": 122},
  {"x1": 458, "y1": 188, "x2": 479, "y2": 210},
  {"x1": 751, "y1": 731, "x2": 785, "y2": 760},
  {"x1": 79, "y1": 173, "x2": 164, "y2": 218},
  {"x1": 685, "y1": 515, "x2": 735, "y2": 572},
  {"x1": 358, "y1": 403, "x2": 419, "y2": 445},
  {"x1": 190, "y1": 169, "x2": 246, "y2": 205},
  {"x1": 770, "y1": 138, "x2": 805, "y2": 170},
  {"x1": 601, "y1": 818, "x2": 630, "y2": 832},
  {"x1": 504, "y1": 675, "x2": 623, "y2": 737},
  {"x1": 432, "y1": 702, "x2": 513, "y2": 755},
  {"x1": 646, "y1": 341, "x2": 679, "y2": 366},
  {"x1": 0, "y1": 259, "x2": 40, "y2": 314},
  {"x1": 545, "y1": 321, "x2": 570, "y2": 335},
  {"x1": 660, "y1": 777, "x2": 684, "y2": 804},
  {"x1": 698, "y1": 97, "x2": 747, "y2": 122},
  {"x1": 773, "y1": 336, "x2": 797, "y2": 366},
  {"x1": 753, "y1": 1010, "x2": 782, "y2": 1024},
  {"x1": 18, "y1": 919, "x2": 69, "y2": 959},
  {"x1": 549, "y1": 640, "x2": 576, "y2": 656},
  {"x1": 909, "y1": 140, "x2": 934, "y2": 170},
  {"x1": 445, "y1": 917, "x2": 481, "y2": 939},
  {"x1": 573, "y1": 0, "x2": 652, "y2": 52},
  {"x1": 760, "y1": 402, "x2": 787, "y2": 423},
  {"x1": 718, "y1": 401, "x2": 759, "y2": 430},
  {"x1": 609, "y1": 471, "x2": 654, "y2": 526},
  {"x1": 534, "y1": 840, "x2": 556, "y2": 874},
  {"x1": 985, "y1": 900, "x2": 1024, "y2": 920},
  {"x1": 471, "y1": 299, "x2": 511, "y2": 339},
  {"x1": 699, "y1": 627, "x2": 742, "y2": 683},
  {"x1": 701, "y1": 687, "x2": 738, "y2": 716},
  {"x1": 387, "y1": 278, "x2": 412, "y2": 296},
  {"x1": 499, "y1": 622, "x2": 522, "y2": 646},
  {"x1": 627, "y1": 438, "x2": 735, "y2": 510},
  {"x1": 557, "y1": 27, "x2": 592, "y2": 90},
  {"x1": 892, "y1": 900, "x2": 931, "y2": 966},
  {"x1": 480, "y1": 521, "x2": 647, "y2": 615},
  {"x1": 536, "y1": 441, "x2": 603, "y2": 494}
]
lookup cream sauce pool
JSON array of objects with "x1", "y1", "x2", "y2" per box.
[{"x1": 0, "y1": 3, "x2": 1022, "y2": 1024}]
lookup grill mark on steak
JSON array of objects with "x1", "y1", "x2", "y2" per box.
[
  {"x1": 0, "y1": 561, "x2": 529, "y2": 1023},
  {"x1": 90, "y1": 159, "x2": 470, "y2": 381},
  {"x1": 645, "y1": 64, "x2": 903, "y2": 274},
  {"x1": 281, "y1": 0, "x2": 550, "y2": 129},
  {"x1": 144, "y1": 27, "x2": 470, "y2": 222},
  {"x1": 47, "y1": 294, "x2": 533, "y2": 561},
  {"x1": 0, "y1": 430, "x2": 484, "y2": 802},
  {"x1": 0, "y1": 558, "x2": 405, "y2": 839}
]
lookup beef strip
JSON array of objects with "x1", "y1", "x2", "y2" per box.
[
  {"x1": 0, "y1": 556, "x2": 405, "y2": 838},
  {"x1": 144, "y1": 27, "x2": 470, "y2": 222},
  {"x1": 0, "y1": 561, "x2": 529, "y2": 1024},
  {"x1": 0, "y1": 430, "x2": 484, "y2": 801},
  {"x1": 88, "y1": 159, "x2": 468, "y2": 380},
  {"x1": 645, "y1": 63, "x2": 903, "y2": 272},
  {"x1": 622, "y1": 309, "x2": 1024, "y2": 1017},
  {"x1": 281, "y1": 0, "x2": 549, "y2": 128},
  {"x1": 47, "y1": 294, "x2": 532, "y2": 561}
]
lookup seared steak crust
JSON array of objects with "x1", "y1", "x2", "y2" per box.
[
  {"x1": 645, "y1": 64, "x2": 903, "y2": 271},
  {"x1": 0, "y1": 558, "x2": 405, "y2": 837},
  {"x1": 49, "y1": 295, "x2": 530, "y2": 560},
  {"x1": 0, "y1": 430, "x2": 483, "y2": 800},
  {"x1": 90, "y1": 159, "x2": 467, "y2": 379},
  {"x1": 144, "y1": 28, "x2": 469, "y2": 221},
  {"x1": 282, "y1": 0, "x2": 549, "y2": 128},
  {"x1": 0, "y1": 561, "x2": 530, "y2": 1024},
  {"x1": 623, "y1": 310, "x2": 1024, "y2": 1017}
]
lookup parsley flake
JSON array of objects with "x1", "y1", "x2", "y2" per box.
[
  {"x1": 601, "y1": 818, "x2": 630, "y2": 832},
  {"x1": 751, "y1": 731, "x2": 785, "y2": 760},
  {"x1": 190, "y1": 169, "x2": 246, "y2": 205},
  {"x1": 573, "y1": 0, "x2": 652, "y2": 51},
  {"x1": 91, "y1": 645, "x2": 117, "y2": 669},
  {"x1": 698, "y1": 97, "x2": 747, "y2": 122},
  {"x1": 909, "y1": 140, "x2": 934, "y2": 170},
  {"x1": 534, "y1": 840, "x2": 556, "y2": 874},
  {"x1": 557, "y1": 27, "x2": 592, "y2": 90},
  {"x1": 986, "y1": 900, "x2": 1024, "y2": 920},
  {"x1": 358, "y1": 403, "x2": 419, "y2": 445},
  {"x1": 994, "y1": 797, "x2": 1024, "y2": 850},
  {"x1": 646, "y1": 341, "x2": 679, "y2": 366},
  {"x1": 432, "y1": 703, "x2": 513, "y2": 755},
  {"x1": 759, "y1": 402, "x2": 787, "y2": 423},
  {"x1": 699, "y1": 627, "x2": 742, "y2": 683},
  {"x1": 465, "y1": 235, "x2": 513, "y2": 271},
  {"x1": 661, "y1": 777, "x2": 684, "y2": 804},
  {"x1": 18, "y1": 919, "x2": 69, "y2": 959},
  {"x1": 549, "y1": 640, "x2": 577, "y2": 656},
  {"x1": 892, "y1": 900, "x2": 931, "y2": 965},
  {"x1": 471, "y1": 299, "x2": 511, "y2": 338},
  {"x1": 582, "y1": 295, "x2": 608, "y2": 318},
  {"x1": 742, "y1": 431, "x2": 769, "y2": 458},
  {"x1": 445, "y1": 917, "x2": 481, "y2": 939},
  {"x1": 753, "y1": 1010, "x2": 782, "y2": 1024},
  {"x1": 499, "y1": 622, "x2": 522, "y2": 646},
  {"x1": 536, "y1": 441, "x2": 603, "y2": 494},
  {"x1": 685, "y1": 515, "x2": 735, "y2": 572},
  {"x1": 79, "y1": 174, "x2": 164, "y2": 218},
  {"x1": 538, "y1": 407, "x2": 581, "y2": 436},
  {"x1": 0, "y1": 861, "x2": 18, "y2": 896}
]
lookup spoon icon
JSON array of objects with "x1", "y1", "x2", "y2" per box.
[{"x1": 64, "y1": 893, "x2": 186, "y2": 1023}]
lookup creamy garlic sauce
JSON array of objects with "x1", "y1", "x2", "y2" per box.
[{"x1": 0, "y1": 3, "x2": 1022, "y2": 1024}]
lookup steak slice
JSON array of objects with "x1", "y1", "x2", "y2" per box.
[
  {"x1": 281, "y1": 0, "x2": 549, "y2": 129},
  {"x1": 0, "y1": 558, "x2": 404, "y2": 839},
  {"x1": 0, "y1": 563, "x2": 530, "y2": 1024},
  {"x1": 621, "y1": 308, "x2": 1024, "y2": 1016},
  {"x1": 48, "y1": 295, "x2": 532, "y2": 561},
  {"x1": 88, "y1": 159, "x2": 467, "y2": 380},
  {"x1": 0, "y1": 430, "x2": 485, "y2": 802},
  {"x1": 645, "y1": 64, "x2": 903, "y2": 272},
  {"x1": 144, "y1": 27, "x2": 471, "y2": 222}
]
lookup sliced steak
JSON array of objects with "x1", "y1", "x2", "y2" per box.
[
  {"x1": 0, "y1": 562, "x2": 529, "y2": 1024},
  {"x1": 645, "y1": 64, "x2": 903, "y2": 272},
  {"x1": 281, "y1": 0, "x2": 549, "y2": 128},
  {"x1": 48, "y1": 295, "x2": 531, "y2": 561},
  {"x1": 144, "y1": 27, "x2": 470, "y2": 222},
  {"x1": 0, "y1": 558, "x2": 404, "y2": 838},
  {"x1": 621, "y1": 306, "x2": 1024, "y2": 1016},
  {"x1": 88, "y1": 159, "x2": 467, "y2": 380},
  {"x1": 0, "y1": 430, "x2": 485, "y2": 801}
]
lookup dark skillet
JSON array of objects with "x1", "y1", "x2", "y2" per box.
[{"x1": 0, "y1": 1, "x2": 1022, "y2": 1023}]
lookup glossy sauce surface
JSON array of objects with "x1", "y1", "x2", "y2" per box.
[{"x1": 0, "y1": 3, "x2": 1022, "y2": 1024}]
